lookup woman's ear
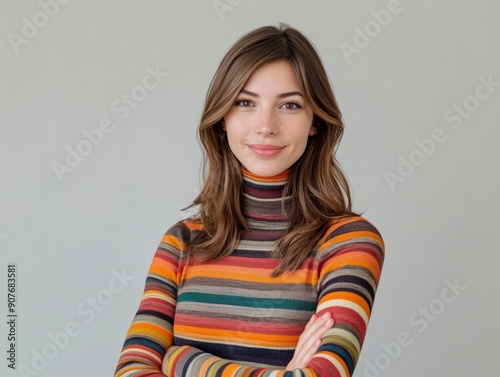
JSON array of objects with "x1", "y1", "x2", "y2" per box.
[{"x1": 309, "y1": 125, "x2": 317, "y2": 136}]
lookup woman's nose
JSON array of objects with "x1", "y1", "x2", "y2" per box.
[{"x1": 254, "y1": 109, "x2": 279, "y2": 136}]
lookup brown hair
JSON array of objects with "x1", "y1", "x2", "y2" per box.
[{"x1": 184, "y1": 23, "x2": 358, "y2": 275}]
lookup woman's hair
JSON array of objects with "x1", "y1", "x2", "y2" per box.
[{"x1": 184, "y1": 23, "x2": 358, "y2": 276}]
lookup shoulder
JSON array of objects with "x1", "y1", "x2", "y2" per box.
[
  {"x1": 158, "y1": 218, "x2": 203, "y2": 252},
  {"x1": 316, "y1": 215, "x2": 385, "y2": 261}
]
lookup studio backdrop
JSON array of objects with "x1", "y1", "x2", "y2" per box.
[{"x1": 1, "y1": 1, "x2": 498, "y2": 376}]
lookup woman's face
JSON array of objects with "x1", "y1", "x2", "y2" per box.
[{"x1": 222, "y1": 60, "x2": 315, "y2": 177}]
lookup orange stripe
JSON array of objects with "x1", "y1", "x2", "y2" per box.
[
  {"x1": 184, "y1": 220, "x2": 203, "y2": 231},
  {"x1": 320, "y1": 251, "x2": 381, "y2": 280},
  {"x1": 184, "y1": 265, "x2": 309, "y2": 283},
  {"x1": 175, "y1": 325, "x2": 298, "y2": 346},
  {"x1": 318, "y1": 216, "x2": 363, "y2": 244},
  {"x1": 199, "y1": 356, "x2": 219, "y2": 375},
  {"x1": 161, "y1": 234, "x2": 187, "y2": 250},
  {"x1": 319, "y1": 290, "x2": 371, "y2": 314},
  {"x1": 128, "y1": 322, "x2": 171, "y2": 343},
  {"x1": 319, "y1": 230, "x2": 383, "y2": 253},
  {"x1": 221, "y1": 363, "x2": 240, "y2": 376},
  {"x1": 242, "y1": 168, "x2": 291, "y2": 181}
]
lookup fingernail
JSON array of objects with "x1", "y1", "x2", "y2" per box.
[{"x1": 321, "y1": 313, "x2": 330, "y2": 320}]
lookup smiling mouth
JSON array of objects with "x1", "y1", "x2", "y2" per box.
[{"x1": 247, "y1": 144, "x2": 284, "y2": 157}]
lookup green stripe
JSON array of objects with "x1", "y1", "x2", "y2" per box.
[{"x1": 178, "y1": 292, "x2": 315, "y2": 311}]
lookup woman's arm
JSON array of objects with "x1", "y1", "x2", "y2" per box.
[
  {"x1": 114, "y1": 221, "x2": 188, "y2": 377},
  {"x1": 286, "y1": 312, "x2": 335, "y2": 370},
  {"x1": 162, "y1": 216, "x2": 385, "y2": 377}
]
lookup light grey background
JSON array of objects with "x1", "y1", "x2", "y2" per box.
[{"x1": 1, "y1": 1, "x2": 499, "y2": 376}]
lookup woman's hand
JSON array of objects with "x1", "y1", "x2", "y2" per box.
[{"x1": 286, "y1": 312, "x2": 334, "y2": 371}]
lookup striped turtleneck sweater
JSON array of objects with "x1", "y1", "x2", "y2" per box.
[{"x1": 114, "y1": 168, "x2": 385, "y2": 377}]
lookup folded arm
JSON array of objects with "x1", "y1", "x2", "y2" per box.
[
  {"x1": 114, "y1": 222, "x2": 188, "y2": 377},
  {"x1": 161, "y1": 217, "x2": 385, "y2": 377}
]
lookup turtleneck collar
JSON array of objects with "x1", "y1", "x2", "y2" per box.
[{"x1": 241, "y1": 168, "x2": 292, "y2": 229}]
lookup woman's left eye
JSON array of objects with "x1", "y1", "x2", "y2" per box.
[
  {"x1": 235, "y1": 99, "x2": 253, "y2": 107},
  {"x1": 281, "y1": 101, "x2": 302, "y2": 110}
]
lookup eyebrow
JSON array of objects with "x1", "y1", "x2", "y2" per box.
[{"x1": 239, "y1": 89, "x2": 303, "y2": 99}]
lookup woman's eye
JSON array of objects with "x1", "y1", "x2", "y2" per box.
[
  {"x1": 282, "y1": 101, "x2": 301, "y2": 110},
  {"x1": 234, "y1": 99, "x2": 302, "y2": 109},
  {"x1": 235, "y1": 99, "x2": 252, "y2": 107}
]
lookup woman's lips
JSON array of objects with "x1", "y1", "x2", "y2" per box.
[{"x1": 247, "y1": 144, "x2": 284, "y2": 157}]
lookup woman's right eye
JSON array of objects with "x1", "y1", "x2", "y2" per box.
[{"x1": 234, "y1": 99, "x2": 253, "y2": 107}]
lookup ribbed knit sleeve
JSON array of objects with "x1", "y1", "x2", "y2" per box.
[
  {"x1": 161, "y1": 216, "x2": 385, "y2": 377},
  {"x1": 308, "y1": 216, "x2": 385, "y2": 376},
  {"x1": 114, "y1": 220, "x2": 191, "y2": 377}
]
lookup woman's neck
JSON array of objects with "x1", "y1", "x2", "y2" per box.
[{"x1": 241, "y1": 168, "x2": 292, "y2": 227}]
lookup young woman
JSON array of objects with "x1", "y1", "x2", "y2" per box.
[{"x1": 114, "y1": 23, "x2": 384, "y2": 377}]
